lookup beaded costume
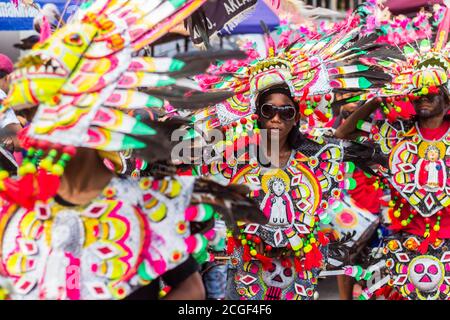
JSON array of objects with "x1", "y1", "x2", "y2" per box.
[
  {"x1": 340, "y1": 2, "x2": 450, "y2": 300},
  {"x1": 185, "y1": 18, "x2": 393, "y2": 300},
  {"x1": 0, "y1": 0, "x2": 264, "y2": 300}
]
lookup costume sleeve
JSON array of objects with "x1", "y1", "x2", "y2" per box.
[
  {"x1": 195, "y1": 160, "x2": 234, "y2": 186},
  {"x1": 137, "y1": 175, "x2": 235, "y2": 280},
  {"x1": 356, "y1": 119, "x2": 413, "y2": 155},
  {"x1": 299, "y1": 136, "x2": 353, "y2": 207},
  {"x1": 137, "y1": 175, "x2": 198, "y2": 280}
]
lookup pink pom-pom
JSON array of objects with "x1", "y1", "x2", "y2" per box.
[
  {"x1": 185, "y1": 235, "x2": 197, "y2": 254},
  {"x1": 204, "y1": 229, "x2": 216, "y2": 241},
  {"x1": 39, "y1": 16, "x2": 52, "y2": 43},
  {"x1": 184, "y1": 206, "x2": 198, "y2": 221}
]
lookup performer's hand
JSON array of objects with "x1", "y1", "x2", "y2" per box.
[{"x1": 343, "y1": 141, "x2": 389, "y2": 169}]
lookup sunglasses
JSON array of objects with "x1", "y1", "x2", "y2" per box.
[
  {"x1": 259, "y1": 103, "x2": 297, "y2": 121},
  {"x1": 412, "y1": 92, "x2": 441, "y2": 103}
]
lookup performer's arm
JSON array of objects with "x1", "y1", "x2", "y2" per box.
[{"x1": 335, "y1": 99, "x2": 380, "y2": 139}]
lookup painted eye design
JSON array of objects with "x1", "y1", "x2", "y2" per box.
[
  {"x1": 428, "y1": 265, "x2": 439, "y2": 275},
  {"x1": 64, "y1": 33, "x2": 83, "y2": 46},
  {"x1": 283, "y1": 268, "x2": 292, "y2": 277},
  {"x1": 268, "y1": 263, "x2": 276, "y2": 273},
  {"x1": 414, "y1": 263, "x2": 425, "y2": 274}
]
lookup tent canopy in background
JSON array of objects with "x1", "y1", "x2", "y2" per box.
[
  {"x1": 0, "y1": 0, "x2": 78, "y2": 30},
  {"x1": 0, "y1": 0, "x2": 282, "y2": 34},
  {"x1": 227, "y1": 0, "x2": 279, "y2": 34}
]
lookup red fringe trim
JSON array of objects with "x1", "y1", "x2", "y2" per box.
[
  {"x1": 294, "y1": 257, "x2": 304, "y2": 273},
  {"x1": 317, "y1": 231, "x2": 329, "y2": 246},
  {"x1": 304, "y1": 243, "x2": 322, "y2": 270},
  {"x1": 255, "y1": 254, "x2": 273, "y2": 271},
  {"x1": 226, "y1": 236, "x2": 236, "y2": 255},
  {"x1": 418, "y1": 230, "x2": 437, "y2": 254},
  {"x1": 243, "y1": 245, "x2": 252, "y2": 262}
]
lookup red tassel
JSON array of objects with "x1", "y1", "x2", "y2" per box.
[
  {"x1": 308, "y1": 116, "x2": 315, "y2": 128},
  {"x1": 314, "y1": 109, "x2": 329, "y2": 123},
  {"x1": 389, "y1": 223, "x2": 403, "y2": 232},
  {"x1": 429, "y1": 230, "x2": 438, "y2": 244},
  {"x1": 36, "y1": 169, "x2": 60, "y2": 202},
  {"x1": 255, "y1": 254, "x2": 272, "y2": 271},
  {"x1": 2, "y1": 174, "x2": 37, "y2": 209},
  {"x1": 317, "y1": 231, "x2": 329, "y2": 246},
  {"x1": 390, "y1": 292, "x2": 403, "y2": 300},
  {"x1": 374, "y1": 287, "x2": 385, "y2": 298},
  {"x1": 386, "y1": 111, "x2": 398, "y2": 123},
  {"x1": 294, "y1": 257, "x2": 304, "y2": 273},
  {"x1": 304, "y1": 244, "x2": 323, "y2": 270},
  {"x1": 389, "y1": 217, "x2": 404, "y2": 232},
  {"x1": 226, "y1": 236, "x2": 236, "y2": 255},
  {"x1": 417, "y1": 236, "x2": 431, "y2": 254},
  {"x1": 383, "y1": 286, "x2": 393, "y2": 299},
  {"x1": 243, "y1": 245, "x2": 252, "y2": 262},
  {"x1": 312, "y1": 244, "x2": 323, "y2": 268},
  {"x1": 304, "y1": 252, "x2": 313, "y2": 270}
]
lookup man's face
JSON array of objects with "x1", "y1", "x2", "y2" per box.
[{"x1": 413, "y1": 90, "x2": 448, "y2": 119}]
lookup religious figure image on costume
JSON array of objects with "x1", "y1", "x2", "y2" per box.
[{"x1": 178, "y1": 304, "x2": 272, "y2": 318}]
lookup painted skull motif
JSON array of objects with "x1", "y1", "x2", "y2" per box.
[
  {"x1": 261, "y1": 260, "x2": 294, "y2": 289},
  {"x1": 408, "y1": 256, "x2": 444, "y2": 292}
]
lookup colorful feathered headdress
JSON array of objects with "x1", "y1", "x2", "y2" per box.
[
  {"x1": 0, "y1": 0, "x2": 244, "y2": 208},
  {"x1": 193, "y1": 20, "x2": 392, "y2": 135},
  {"x1": 368, "y1": 2, "x2": 450, "y2": 115}
]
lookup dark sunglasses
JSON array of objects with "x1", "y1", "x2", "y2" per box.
[
  {"x1": 259, "y1": 103, "x2": 297, "y2": 121},
  {"x1": 412, "y1": 93, "x2": 441, "y2": 103}
]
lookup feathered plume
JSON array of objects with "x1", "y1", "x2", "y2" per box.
[{"x1": 33, "y1": 3, "x2": 62, "y2": 34}]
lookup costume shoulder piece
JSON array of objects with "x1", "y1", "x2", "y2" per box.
[
  {"x1": 355, "y1": 118, "x2": 450, "y2": 225},
  {"x1": 0, "y1": 176, "x2": 197, "y2": 299},
  {"x1": 365, "y1": 119, "x2": 416, "y2": 155}
]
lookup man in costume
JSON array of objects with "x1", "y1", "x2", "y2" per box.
[
  {"x1": 335, "y1": 2, "x2": 450, "y2": 300},
  {"x1": 0, "y1": 0, "x2": 265, "y2": 300}
]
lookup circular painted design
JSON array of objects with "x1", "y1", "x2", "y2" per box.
[{"x1": 408, "y1": 255, "x2": 444, "y2": 293}]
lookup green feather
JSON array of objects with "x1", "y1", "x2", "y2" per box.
[
  {"x1": 121, "y1": 135, "x2": 148, "y2": 149},
  {"x1": 358, "y1": 77, "x2": 372, "y2": 89},
  {"x1": 131, "y1": 121, "x2": 156, "y2": 135}
]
